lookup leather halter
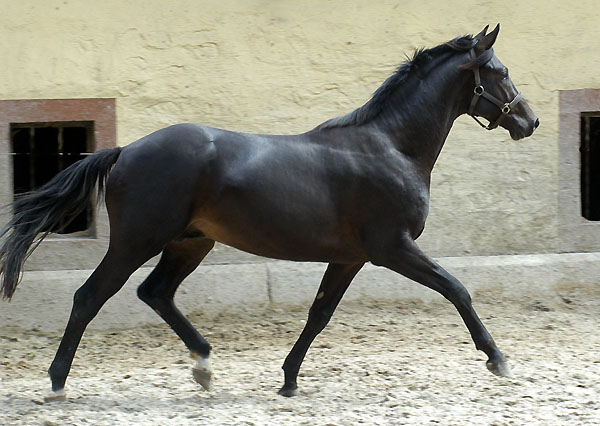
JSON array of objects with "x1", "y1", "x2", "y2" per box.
[{"x1": 467, "y1": 48, "x2": 523, "y2": 130}]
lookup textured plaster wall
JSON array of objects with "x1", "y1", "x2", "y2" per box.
[{"x1": 1, "y1": 0, "x2": 600, "y2": 259}]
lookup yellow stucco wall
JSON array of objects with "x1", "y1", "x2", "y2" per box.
[{"x1": 1, "y1": 0, "x2": 600, "y2": 257}]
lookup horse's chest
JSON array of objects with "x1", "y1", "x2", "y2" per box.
[
  {"x1": 393, "y1": 183, "x2": 429, "y2": 220},
  {"x1": 370, "y1": 174, "x2": 430, "y2": 233},
  {"x1": 377, "y1": 170, "x2": 429, "y2": 205}
]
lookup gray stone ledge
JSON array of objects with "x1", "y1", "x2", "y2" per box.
[{"x1": 1, "y1": 252, "x2": 599, "y2": 332}]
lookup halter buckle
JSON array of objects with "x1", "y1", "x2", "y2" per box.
[
  {"x1": 501, "y1": 104, "x2": 511, "y2": 114},
  {"x1": 474, "y1": 86, "x2": 484, "y2": 96}
]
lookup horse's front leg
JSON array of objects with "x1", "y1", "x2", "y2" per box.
[
  {"x1": 279, "y1": 262, "x2": 364, "y2": 397},
  {"x1": 368, "y1": 234, "x2": 510, "y2": 377}
]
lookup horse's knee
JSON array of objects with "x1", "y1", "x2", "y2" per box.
[
  {"x1": 442, "y1": 278, "x2": 472, "y2": 305},
  {"x1": 456, "y1": 285, "x2": 472, "y2": 304}
]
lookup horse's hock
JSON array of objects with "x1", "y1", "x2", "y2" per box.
[{"x1": 1, "y1": 252, "x2": 599, "y2": 332}]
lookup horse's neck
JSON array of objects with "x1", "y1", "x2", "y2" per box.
[{"x1": 376, "y1": 57, "x2": 470, "y2": 172}]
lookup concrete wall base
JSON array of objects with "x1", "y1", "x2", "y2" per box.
[{"x1": 1, "y1": 252, "x2": 599, "y2": 332}]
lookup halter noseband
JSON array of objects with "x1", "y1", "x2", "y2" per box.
[{"x1": 467, "y1": 48, "x2": 523, "y2": 131}]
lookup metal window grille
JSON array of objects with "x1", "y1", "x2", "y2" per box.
[
  {"x1": 581, "y1": 114, "x2": 600, "y2": 221},
  {"x1": 10, "y1": 121, "x2": 94, "y2": 234}
]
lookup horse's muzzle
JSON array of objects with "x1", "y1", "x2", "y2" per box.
[{"x1": 510, "y1": 116, "x2": 539, "y2": 141}]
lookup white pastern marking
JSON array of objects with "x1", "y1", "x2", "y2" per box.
[
  {"x1": 193, "y1": 354, "x2": 212, "y2": 373},
  {"x1": 44, "y1": 388, "x2": 66, "y2": 402}
]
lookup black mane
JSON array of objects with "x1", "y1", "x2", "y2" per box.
[{"x1": 315, "y1": 35, "x2": 478, "y2": 130}]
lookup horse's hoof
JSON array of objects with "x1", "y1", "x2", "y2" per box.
[
  {"x1": 193, "y1": 367, "x2": 212, "y2": 391},
  {"x1": 43, "y1": 388, "x2": 66, "y2": 403},
  {"x1": 192, "y1": 356, "x2": 212, "y2": 391},
  {"x1": 278, "y1": 385, "x2": 299, "y2": 397},
  {"x1": 486, "y1": 358, "x2": 512, "y2": 377}
]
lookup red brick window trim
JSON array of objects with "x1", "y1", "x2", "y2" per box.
[
  {"x1": 558, "y1": 89, "x2": 600, "y2": 252},
  {"x1": 0, "y1": 99, "x2": 116, "y2": 238}
]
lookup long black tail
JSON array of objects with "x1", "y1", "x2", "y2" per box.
[{"x1": 0, "y1": 147, "x2": 122, "y2": 300}]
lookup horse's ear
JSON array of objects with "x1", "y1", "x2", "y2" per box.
[
  {"x1": 476, "y1": 23, "x2": 500, "y2": 52},
  {"x1": 474, "y1": 25, "x2": 489, "y2": 41}
]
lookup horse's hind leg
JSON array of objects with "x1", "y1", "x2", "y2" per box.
[
  {"x1": 46, "y1": 246, "x2": 155, "y2": 402},
  {"x1": 279, "y1": 262, "x2": 364, "y2": 397},
  {"x1": 136, "y1": 237, "x2": 215, "y2": 390}
]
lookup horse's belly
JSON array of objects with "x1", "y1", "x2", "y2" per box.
[{"x1": 193, "y1": 216, "x2": 367, "y2": 263}]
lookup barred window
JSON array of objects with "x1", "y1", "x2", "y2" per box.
[
  {"x1": 10, "y1": 122, "x2": 94, "y2": 234},
  {"x1": 581, "y1": 114, "x2": 600, "y2": 221}
]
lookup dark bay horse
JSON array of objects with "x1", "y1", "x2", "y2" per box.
[{"x1": 0, "y1": 25, "x2": 538, "y2": 400}]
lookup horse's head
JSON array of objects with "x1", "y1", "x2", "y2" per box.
[{"x1": 464, "y1": 24, "x2": 539, "y2": 140}]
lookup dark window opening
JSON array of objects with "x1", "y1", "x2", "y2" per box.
[
  {"x1": 581, "y1": 114, "x2": 600, "y2": 221},
  {"x1": 10, "y1": 122, "x2": 94, "y2": 234}
]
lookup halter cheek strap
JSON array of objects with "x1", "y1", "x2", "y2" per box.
[{"x1": 467, "y1": 48, "x2": 523, "y2": 131}]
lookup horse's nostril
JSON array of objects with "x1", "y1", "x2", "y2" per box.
[{"x1": 534, "y1": 118, "x2": 540, "y2": 129}]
